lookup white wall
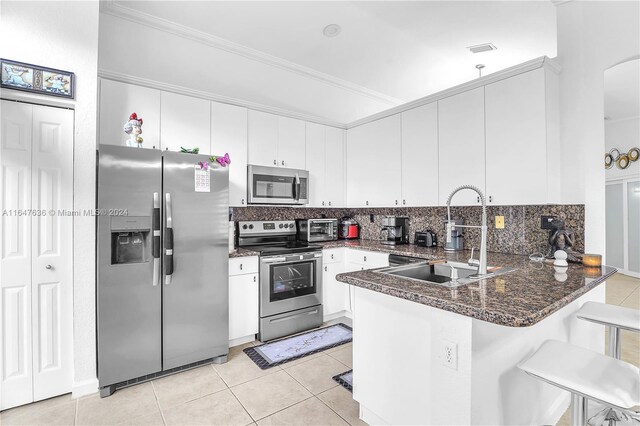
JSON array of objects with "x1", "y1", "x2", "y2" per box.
[
  {"x1": 605, "y1": 117, "x2": 640, "y2": 181},
  {"x1": 0, "y1": 0, "x2": 100, "y2": 396},
  {"x1": 556, "y1": 1, "x2": 640, "y2": 256}
]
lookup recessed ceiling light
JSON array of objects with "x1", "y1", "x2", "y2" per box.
[
  {"x1": 323, "y1": 24, "x2": 341, "y2": 38},
  {"x1": 467, "y1": 43, "x2": 497, "y2": 54}
]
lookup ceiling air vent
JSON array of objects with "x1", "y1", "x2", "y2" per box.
[{"x1": 467, "y1": 43, "x2": 497, "y2": 54}]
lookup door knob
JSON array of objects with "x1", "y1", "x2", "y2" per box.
[{"x1": 45, "y1": 265, "x2": 52, "y2": 270}]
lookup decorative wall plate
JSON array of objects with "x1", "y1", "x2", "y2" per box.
[
  {"x1": 616, "y1": 153, "x2": 630, "y2": 169},
  {"x1": 605, "y1": 153, "x2": 614, "y2": 169},
  {"x1": 628, "y1": 147, "x2": 639, "y2": 162}
]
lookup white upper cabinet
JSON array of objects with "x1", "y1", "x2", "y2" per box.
[
  {"x1": 401, "y1": 103, "x2": 438, "y2": 207},
  {"x1": 247, "y1": 111, "x2": 305, "y2": 169},
  {"x1": 99, "y1": 79, "x2": 161, "y2": 148},
  {"x1": 248, "y1": 110, "x2": 279, "y2": 167},
  {"x1": 161, "y1": 92, "x2": 211, "y2": 155},
  {"x1": 305, "y1": 122, "x2": 326, "y2": 207},
  {"x1": 438, "y1": 87, "x2": 486, "y2": 206},
  {"x1": 347, "y1": 115, "x2": 402, "y2": 207},
  {"x1": 277, "y1": 116, "x2": 306, "y2": 169},
  {"x1": 324, "y1": 126, "x2": 345, "y2": 207},
  {"x1": 305, "y1": 124, "x2": 345, "y2": 207},
  {"x1": 211, "y1": 102, "x2": 248, "y2": 207},
  {"x1": 485, "y1": 68, "x2": 549, "y2": 205}
]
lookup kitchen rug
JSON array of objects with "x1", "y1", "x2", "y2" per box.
[
  {"x1": 332, "y1": 370, "x2": 353, "y2": 392},
  {"x1": 244, "y1": 323, "x2": 352, "y2": 369}
]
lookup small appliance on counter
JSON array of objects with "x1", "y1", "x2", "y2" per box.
[
  {"x1": 381, "y1": 216, "x2": 410, "y2": 245},
  {"x1": 296, "y1": 218, "x2": 338, "y2": 242},
  {"x1": 338, "y1": 217, "x2": 360, "y2": 240},
  {"x1": 444, "y1": 218, "x2": 464, "y2": 251},
  {"x1": 415, "y1": 230, "x2": 438, "y2": 247}
]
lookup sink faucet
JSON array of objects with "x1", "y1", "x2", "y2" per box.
[{"x1": 445, "y1": 185, "x2": 488, "y2": 276}]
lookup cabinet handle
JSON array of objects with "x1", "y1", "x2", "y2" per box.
[
  {"x1": 241, "y1": 198, "x2": 245, "y2": 205},
  {"x1": 322, "y1": 201, "x2": 325, "y2": 206},
  {"x1": 477, "y1": 196, "x2": 480, "y2": 203},
  {"x1": 240, "y1": 264, "x2": 243, "y2": 270},
  {"x1": 281, "y1": 160, "x2": 285, "y2": 166},
  {"x1": 273, "y1": 160, "x2": 277, "y2": 165},
  {"x1": 324, "y1": 266, "x2": 328, "y2": 272},
  {"x1": 403, "y1": 199, "x2": 406, "y2": 205},
  {"x1": 253, "y1": 275, "x2": 256, "y2": 282},
  {"x1": 328, "y1": 201, "x2": 332, "y2": 206},
  {"x1": 331, "y1": 254, "x2": 334, "y2": 259},
  {"x1": 45, "y1": 264, "x2": 52, "y2": 270},
  {"x1": 395, "y1": 200, "x2": 398, "y2": 205},
  {"x1": 489, "y1": 195, "x2": 493, "y2": 203},
  {"x1": 366, "y1": 201, "x2": 369, "y2": 206},
  {"x1": 364, "y1": 256, "x2": 367, "y2": 262}
]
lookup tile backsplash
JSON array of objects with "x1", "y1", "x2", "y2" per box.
[{"x1": 231, "y1": 204, "x2": 585, "y2": 256}]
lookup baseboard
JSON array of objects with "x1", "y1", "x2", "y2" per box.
[
  {"x1": 323, "y1": 310, "x2": 349, "y2": 322},
  {"x1": 360, "y1": 405, "x2": 390, "y2": 426},
  {"x1": 229, "y1": 334, "x2": 256, "y2": 348},
  {"x1": 72, "y1": 378, "x2": 99, "y2": 399}
]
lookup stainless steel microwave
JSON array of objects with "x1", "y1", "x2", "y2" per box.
[{"x1": 247, "y1": 165, "x2": 309, "y2": 205}]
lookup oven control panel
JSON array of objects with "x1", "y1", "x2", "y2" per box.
[{"x1": 238, "y1": 220, "x2": 297, "y2": 236}]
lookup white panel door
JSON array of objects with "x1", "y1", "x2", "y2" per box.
[
  {"x1": 247, "y1": 110, "x2": 278, "y2": 167},
  {"x1": 99, "y1": 79, "x2": 161, "y2": 148},
  {"x1": 0, "y1": 101, "x2": 34, "y2": 410},
  {"x1": 438, "y1": 87, "x2": 486, "y2": 206},
  {"x1": 211, "y1": 102, "x2": 248, "y2": 207},
  {"x1": 402, "y1": 103, "x2": 439, "y2": 207},
  {"x1": 161, "y1": 92, "x2": 211, "y2": 154},
  {"x1": 277, "y1": 116, "x2": 305, "y2": 169},
  {"x1": 228, "y1": 273, "x2": 258, "y2": 341},
  {"x1": 324, "y1": 127, "x2": 345, "y2": 208},
  {"x1": 305, "y1": 122, "x2": 325, "y2": 207},
  {"x1": 323, "y1": 262, "x2": 346, "y2": 318},
  {"x1": 30, "y1": 105, "x2": 73, "y2": 401},
  {"x1": 485, "y1": 69, "x2": 547, "y2": 205}
]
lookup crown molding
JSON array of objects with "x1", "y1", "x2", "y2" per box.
[
  {"x1": 346, "y1": 56, "x2": 561, "y2": 129},
  {"x1": 99, "y1": 1, "x2": 405, "y2": 109},
  {"x1": 98, "y1": 69, "x2": 348, "y2": 129}
]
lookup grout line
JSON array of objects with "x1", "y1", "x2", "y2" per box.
[
  {"x1": 316, "y1": 390, "x2": 355, "y2": 426},
  {"x1": 74, "y1": 399, "x2": 78, "y2": 426},
  {"x1": 150, "y1": 380, "x2": 168, "y2": 426}
]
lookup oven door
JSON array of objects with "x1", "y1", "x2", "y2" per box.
[
  {"x1": 260, "y1": 252, "x2": 322, "y2": 317},
  {"x1": 248, "y1": 165, "x2": 309, "y2": 205}
]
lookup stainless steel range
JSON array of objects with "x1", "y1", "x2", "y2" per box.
[{"x1": 237, "y1": 220, "x2": 323, "y2": 341}]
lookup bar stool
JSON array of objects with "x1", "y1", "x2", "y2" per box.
[
  {"x1": 576, "y1": 301, "x2": 640, "y2": 426},
  {"x1": 518, "y1": 339, "x2": 640, "y2": 426}
]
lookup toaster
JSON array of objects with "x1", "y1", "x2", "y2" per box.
[{"x1": 415, "y1": 230, "x2": 437, "y2": 247}]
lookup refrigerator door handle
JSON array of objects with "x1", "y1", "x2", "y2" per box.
[
  {"x1": 165, "y1": 193, "x2": 174, "y2": 285},
  {"x1": 152, "y1": 192, "x2": 161, "y2": 286}
]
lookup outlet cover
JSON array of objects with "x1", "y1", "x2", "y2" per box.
[
  {"x1": 442, "y1": 340, "x2": 458, "y2": 370},
  {"x1": 495, "y1": 216, "x2": 505, "y2": 229}
]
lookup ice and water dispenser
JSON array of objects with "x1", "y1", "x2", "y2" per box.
[{"x1": 111, "y1": 216, "x2": 151, "y2": 264}]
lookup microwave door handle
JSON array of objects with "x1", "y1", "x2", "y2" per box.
[
  {"x1": 165, "y1": 193, "x2": 174, "y2": 285},
  {"x1": 294, "y1": 173, "x2": 301, "y2": 202},
  {"x1": 152, "y1": 192, "x2": 161, "y2": 286}
]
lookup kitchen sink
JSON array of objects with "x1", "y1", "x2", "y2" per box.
[{"x1": 377, "y1": 261, "x2": 517, "y2": 288}]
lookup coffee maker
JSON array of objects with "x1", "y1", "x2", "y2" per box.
[
  {"x1": 381, "y1": 216, "x2": 410, "y2": 245},
  {"x1": 444, "y1": 218, "x2": 464, "y2": 251}
]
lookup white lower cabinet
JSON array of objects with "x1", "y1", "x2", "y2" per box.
[
  {"x1": 322, "y1": 249, "x2": 346, "y2": 320},
  {"x1": 228, "y1": 257, "x2": 259, "y2": 345}
]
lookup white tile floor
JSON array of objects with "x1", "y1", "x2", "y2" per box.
[{"x1": 1, "y1": 274, "x2": 638, "y2": 426}]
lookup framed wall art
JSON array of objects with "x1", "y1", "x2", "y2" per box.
[{"x1": 1, "y1": 58, "x2": 74, "y2": 99}]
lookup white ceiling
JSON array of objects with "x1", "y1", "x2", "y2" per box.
[
  {"x1": 604, "y1": 59, "x2": 640, "y2": 121},
  {"x1": 103, "y1": 1, "x2": 557, "y2": 124}
]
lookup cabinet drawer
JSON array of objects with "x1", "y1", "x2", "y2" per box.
[
  {"x1": 229, "y1": 256, "x2": 259, "y2": 276},
  {"x1": 346, "y1": 249, "x2": 389, "y2": 267},
  {"x1": 323, "y1": 248, "x2": 344, "y2": 264}
]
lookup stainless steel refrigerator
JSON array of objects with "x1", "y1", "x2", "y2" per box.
[{"x1": 97, "y1": 145, "x2": 229, "y2": 397}]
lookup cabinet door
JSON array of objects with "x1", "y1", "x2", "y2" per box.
[
  {"x1": 278, "y1": 116, "x2": 306, "y2": 169},
  {"x1": 161, "y1": 92, "x2": 210, "y2": 154},
  {"x1": 99, "y1": 79, "x2": 161, "y2": 148},
  {"x1": 228, "y1": 273, "x2": 258, "y2": 341},
  {"x1": 211, "y1": 102, "x2": 248, "y2": 207},
  {"x1": 247, "y1": 110, "x2": 278, "y2": 167},
  {"x1": 323, "y1": 262, "x2": 346, "y2": 318},
  {"x1": 325, "y1": 127, "x2": 345, "y2": 207},
  {"x1": 438, "y1": 87, "x2": 485, "y2": 206},
  {"x1": 347, "y1": 115, "x2": 401, "y2": 207},
  {"x1": 401, "y1": 103, "x2": 438, "y2": 207},
  {"x1": 485, "y1": 69, "x2": 547, "y2": 205},
  {"x1": 305, "y1": 122, "x2": 326, "y2": 207}
]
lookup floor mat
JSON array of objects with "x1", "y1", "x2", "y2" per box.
[
  {"x1": 244, "y1": 323, "x2": 352, "y2": 369},
  {"x1": 332, "y1": 370, "x2": 353, "y2": 392}
]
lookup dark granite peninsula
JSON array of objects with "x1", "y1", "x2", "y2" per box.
[{"x1": 335, "y1": 245, "x2": 615, "y2": 426}]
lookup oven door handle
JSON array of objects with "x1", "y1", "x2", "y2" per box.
[
  {"x1": 269, "y1": 309, "x2": 320, "y2": 324},
  {"x1": 261, "y1": 257, "x2": 287, "y2": 264}
]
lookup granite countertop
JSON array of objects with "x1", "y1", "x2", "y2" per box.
[
  {"x1": 316, "y1": 239, "x2": 444, "y2": 261},
  {"x1": 332, "y1": 243, "x2": 616, "y2": 327},
  {"x1": 229, "y1": 248, "x2": 260, "y2": 258}
]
